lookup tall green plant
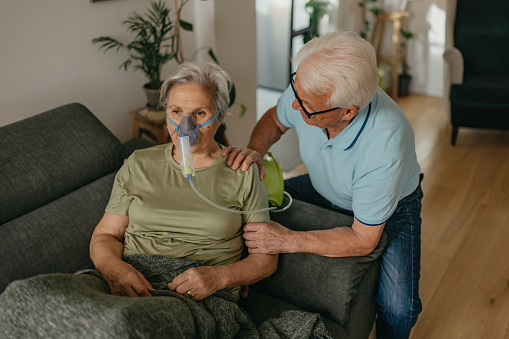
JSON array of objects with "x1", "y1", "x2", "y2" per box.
[
  {"x1": 399, "y1": 28, "x2": 414, "y2": 75},
  {"x1": 303, "y1": 0, "x2": 330, "y2": 44},
  {"x1": 92, "y1": 0, "x2": 192, "y2": 90},
  {"x1": 358, "y1": 0, "x2": 380, "y2": 40},
  {"x1": 92, "y1": 0, "x2": 245, "y2": 117}
]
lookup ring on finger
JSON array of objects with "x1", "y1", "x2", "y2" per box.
[{"x1": 186, "y1": 290, "x2": 195, "y2": 298}]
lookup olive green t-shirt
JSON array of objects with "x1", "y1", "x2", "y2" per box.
[{"x1": 105, "y1": 143, "x2": 270, "y2": 268}]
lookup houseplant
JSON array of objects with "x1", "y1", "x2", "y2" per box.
[
  {"x1": 92, "y1": 0, "x2": 192, "y2": 108},
  {"x1": 303, "y1": 0, "x2": 331, "y2": 44},
  {"x1": 358, "y1": 0, "x2": 380, "y2": 40},
  {"x1": 92, "y1": 0, "x2": 244, "y2": 119},
  {"x1": 398, "y1": 28, "x2": 414, "y2": 96}
]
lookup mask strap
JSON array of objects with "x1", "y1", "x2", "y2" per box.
[
  {"x1": 166, "y1": 115, "x2": 179, "y2": 136},
  {"x1": 197, "y1": 109, "x2": 221, "y2": 129}
]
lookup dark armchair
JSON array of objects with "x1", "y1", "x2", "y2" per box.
[{"x1": 443, "y1": 0, "x2": 509, "y2": 145}]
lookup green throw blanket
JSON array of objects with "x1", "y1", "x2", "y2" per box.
[{"x1": 0, "y1": 255, "x2": 332, "y2": 339}]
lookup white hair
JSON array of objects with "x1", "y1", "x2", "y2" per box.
[
  {"x1": 293, "y1": 30, "x2": 379, "y2": 110},
  {"x1": 159, "y1": 62, "x2": 231, "y2": 123}
]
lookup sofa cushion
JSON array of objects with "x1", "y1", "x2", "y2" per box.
[
  {"x1": 0, "y1": 172, "x2": 116, "y2": 293},
  {"x1": 0, "y1": 103, "x2": 124, "y2": 225},
  {"x1": 450, "y1": 76, "x2": 509, "y2": 107},
  {"x1": 450, "y1": 76, "x2": 509, "y2": 130},
  {"x1": 251, "y1": 199, "x2": 386, "y2": 327}
]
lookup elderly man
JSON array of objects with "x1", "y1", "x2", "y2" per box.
[{"x1": 224, "y1": 30, "x2": 423, "y2": 338}]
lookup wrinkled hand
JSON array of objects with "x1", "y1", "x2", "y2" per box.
[
  {"x1": 223, "y1": 146, "x2": 265, "y2": 180},
  {"x1": 243, "y1": 221, "x2": 291, "y2": 254},
  {"x1": 102, "y1": 261, "x2": 154, "y2": 297},
  {"x1": 169, "y1": 266, "x2": 225, "y2": 301}
]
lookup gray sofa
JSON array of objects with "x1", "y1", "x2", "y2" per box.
[{"x1": 0, "y1": 103, "x2": 386, "y2": 338}]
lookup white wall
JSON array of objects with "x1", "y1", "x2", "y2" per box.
[
  {"x1": 214, "y1": 0, "x2": 258, "y2": 147},
  {"x1": 0, "y1": 1, "x2": 163, "y2": 141},
  {"x1": 406, "y1": 0, "x2": 446, "y2": 97},
  {"x1": 0, "y1": 0, "x2": 258, "y2": 146}
]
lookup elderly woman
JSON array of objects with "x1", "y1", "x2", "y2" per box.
[
  {"x1": 91, "y1": 61, "x2": 277, "y2": 300},
  {"x1": 0, "y1": 62, "x2": 277, "y2": 337}
]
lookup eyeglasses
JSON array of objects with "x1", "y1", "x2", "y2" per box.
[{"x1": 290, "y1": 72, "x2": 342, "y2": 119}]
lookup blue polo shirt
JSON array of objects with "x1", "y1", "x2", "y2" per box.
[{"x1": 276, "y1": 86, "x2": 421, "y2": 225}]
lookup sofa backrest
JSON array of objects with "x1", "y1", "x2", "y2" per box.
[
  {"x1": 0, "y1": 103, "x2": 124, "y2": 225},
  {"x1": 0, "y1": 103, "x2": 125, "y2": 292}
]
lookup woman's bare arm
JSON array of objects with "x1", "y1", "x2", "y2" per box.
[{"x1": 90, "y1": 213, "x2": 154, "y2": 297}]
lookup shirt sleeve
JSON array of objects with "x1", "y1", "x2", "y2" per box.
[
  {"x1": 242, "y1": 164, "x2": 271, "y2": 224},
  {"x1": 105, "y1": 155, "x2": 133, "y2": 216},
  {"x1": 352, "y1": 157, "x2": 410, "y2": 226},
  {"x1": 276, "y1": 85, "x2": 298, "y2": 129}
]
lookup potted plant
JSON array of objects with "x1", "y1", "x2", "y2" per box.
[
  {"x1": 358, "y1": 0, "x2": 380, "y2": 40},
  {"x1": 92, "y1": 0, "x2": 192, "y2": 109},
  {"x1": 303, "y1": 0, "x2": 331, "y2": 44},
  {"x1": 398, "y1": 28, "x2": 414, "y2": 97}
]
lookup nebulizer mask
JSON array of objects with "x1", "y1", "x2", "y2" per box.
[{"x1": 168, "y1": 111, "x2": 292, "y2": 214}]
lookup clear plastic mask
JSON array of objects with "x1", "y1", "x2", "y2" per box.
[{"x1": 167, "y1": 109, "x2": 221, "y2": 146}]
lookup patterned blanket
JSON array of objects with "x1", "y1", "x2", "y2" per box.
[{"x1": 0, "y1": 255, "x2": 332, "y2": 339}]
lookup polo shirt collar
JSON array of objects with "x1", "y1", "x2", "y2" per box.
[{"x1": 323, "y1": 102, "x2": 372, "y2": 150}]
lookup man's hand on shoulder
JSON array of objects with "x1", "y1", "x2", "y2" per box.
[{"x1": 223, "y1": 146, "x2": 265, "y2": 180}]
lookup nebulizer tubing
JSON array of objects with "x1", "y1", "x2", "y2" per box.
[
  {"x1": 273, "y1": 191, "x2": 293, "y2": 213},
  {"x1": 179, "y1": 135, "x2": 280, "y2": 214}
]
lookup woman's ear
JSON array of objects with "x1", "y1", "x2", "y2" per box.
[{"x1": 342, "y1": 106, "x2": 360, "y2": 121}]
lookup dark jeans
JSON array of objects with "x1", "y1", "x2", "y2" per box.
[{"x1": 284, "y1": 174, "x2": 423, "y2": 339}]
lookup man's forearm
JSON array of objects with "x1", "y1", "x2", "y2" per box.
[{"x1": 285, "y1": 222, "x2": 384, "y2": 258}]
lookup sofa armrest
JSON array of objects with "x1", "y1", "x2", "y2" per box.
[
  {"x1": 443, "y1": 47, "x2": 464, "y2": 85},
  {"x1": 251, "y1": 199, "x2": 386, "y2": 327}
]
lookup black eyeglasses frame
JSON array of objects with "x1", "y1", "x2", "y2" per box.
[{"x1": 289, "y1": 72, "x2": 342, "y2": 119}]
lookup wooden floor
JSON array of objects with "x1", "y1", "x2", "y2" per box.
[
  {"x1": 284, "y1": 93, "x2": 509, "y2": 338},
  {"x1": 400, "y1": 94, "x2": 509, "y2": 339}
]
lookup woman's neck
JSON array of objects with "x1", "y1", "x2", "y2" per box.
[{"x1": 172, "y1": 141, "x2": 222, "y2": 168}]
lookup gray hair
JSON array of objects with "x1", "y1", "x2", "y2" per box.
[
  {"x1": 159, "y1": 62, "x2": 231, "y2": 123},
  {"x1": 293, "y1": 30, "x2": 379, "y2": 110}
]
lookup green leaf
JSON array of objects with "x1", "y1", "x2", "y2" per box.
[
  {"x1": 400, "y1": 29, "x2": 414, "y2": 39},
  {"x1": 179, "y1": 20, "x2": 193, "y2": 31},
  {"x1": 228, "y1": 82, "x2": 236, "y2": 108},
  {"x1": 239, "y1": 103, "x2": 247, "y2": 118},
  {"x1": 208, "y1": 49, "x2": 219, "y2": 64},
  {"x1": 370, "y1": 7, "x2": 380, "y2": 15}
]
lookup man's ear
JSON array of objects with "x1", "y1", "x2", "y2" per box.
[{"x1": 342, "y1": 106, "x2": 360, "y2": 121}]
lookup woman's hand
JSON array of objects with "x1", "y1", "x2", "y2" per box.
[
  {"x1": 168, "y1": 266, "x2": 226, "y2": 301},
  {"x1": 223, "y1": 146, "x2": 265, "y2": 180},
  {"x1": 102, "y1": 260, "x2": 154, "y2": 297}
]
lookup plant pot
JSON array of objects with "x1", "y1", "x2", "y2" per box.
[
  {"x1": 143, "y1": 83, "x2": 162, "y2": 109},
  {"x1": 398, "y1": 74, "x2": 412, "y2": 97}
]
